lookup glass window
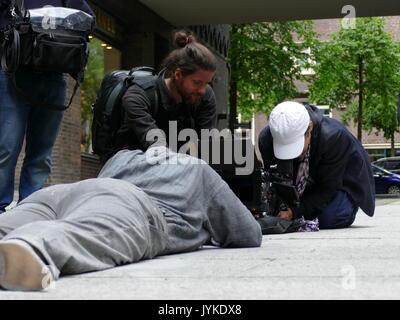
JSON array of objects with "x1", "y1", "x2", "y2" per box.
[
  {"x1": 386, "y1": 161, "x2": 400, "y2": 170},
  {"x1": 381, "y1": 161, "x2": 389, "y2": 169},
  {"x1": 81, "y1": 37, "x2": 121, "y2": 153}
]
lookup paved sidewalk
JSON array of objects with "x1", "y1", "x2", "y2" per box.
[{"x1": 0, "y1": 198, "x2": 399, "y2": 300}]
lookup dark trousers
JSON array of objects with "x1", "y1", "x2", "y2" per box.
[
  {"x1": 318, "y1": 191, "x2": 358, "y2": 229},
  {"x1": 0, "y1": 69, "x2": 66, "y2": 212}
]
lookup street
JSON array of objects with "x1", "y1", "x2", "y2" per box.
[{"x1": 1, "y1": 197, "x2": 399, "y2": 300}]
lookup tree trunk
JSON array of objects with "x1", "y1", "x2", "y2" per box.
[
  {"x1": 357, "y1": 56, "x2": 363, "y2": 142},
  {"x1": 229, "y1": 25, "x2": 238, "y2": 133}
]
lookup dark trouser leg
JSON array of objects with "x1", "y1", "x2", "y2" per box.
[
  {"x1": 318, "y1": 191, "x2": 358, "y2": 229},
  {"x1": 18, "y1": 72, "x2": 66, "y2": 202}
]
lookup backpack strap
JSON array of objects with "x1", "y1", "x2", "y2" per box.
[{"x1": 105, "y1": 79, "x2": 127, "y2": 117}]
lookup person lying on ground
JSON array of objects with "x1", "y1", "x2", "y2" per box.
[{"x1": 0, "y1": 147, "x2": 261, "y2": 291}]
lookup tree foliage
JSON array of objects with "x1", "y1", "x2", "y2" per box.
[
  {"x1": 228, "y1": 21, "x2": 317, "y2": 121},
  {"x1": 309, "y1": 17, "x2": 400, "y2": 145},
  {"x1": 80, "y1": 38, "x2": 105, "y2": 152}
]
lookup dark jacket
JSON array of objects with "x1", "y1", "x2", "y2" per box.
[
  {"x1": 116, "y1": 75, "x2": 217, "y2": 151},
  {"x1": 1, "y1": 0, "x2": 94, "y2": 30},
  {"x1": 258, "y1": 104, "x2": 375, "y2": 220}
]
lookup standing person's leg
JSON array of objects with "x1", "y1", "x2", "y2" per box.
[
  {"x1": 0, "y1": 178, "x2": 168, "y2": 291},
  {"x1": 0, "y1": 70, "x2": 30, "y2": 212},
  {"x1": 318, "y1": 190, "x2": 358, "y2": 229},
  {"x1": 17, "y1": 71, "x2": 66, "y2": 202}
]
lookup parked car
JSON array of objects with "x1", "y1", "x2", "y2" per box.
[
  {"x1": 372, "y1": 164, "x2": 400, "y2": 195},
  {"x1": 373, "y1": 156, "x2": 400, "y2": 174}
]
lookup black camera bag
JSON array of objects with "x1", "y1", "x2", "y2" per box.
[{"x1": 0, "y1": 0, "x2": 92, "y2": 110}]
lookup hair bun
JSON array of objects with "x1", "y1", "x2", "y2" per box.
[{"x1": 174, "y1": 30, "x2": 196, "y2": 48}]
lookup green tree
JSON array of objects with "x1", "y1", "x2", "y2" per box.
[
  {"x1": 81, "y1": 38, "x2": 105, "y2": 152},
  {"x1": 309, "y1": 17, "x2": 400, "y2": 150},
  {"x1": 228, "y1": 21, "x2": 316, "y2": 126}
]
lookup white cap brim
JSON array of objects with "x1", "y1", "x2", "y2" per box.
[{"x1": 273, "y1": 135, "x2": 305, "y2": 160}]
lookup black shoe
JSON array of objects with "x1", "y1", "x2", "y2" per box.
[{"x1": 256, "y1": 215, "x2": 301, "y2": 234}]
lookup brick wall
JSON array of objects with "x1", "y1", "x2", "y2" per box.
[
  {"x1": 313, "y1": 16, "x2": 400, "y2": 41},
  {"x1": 313, "y1": 18, "x2": 341, "y2": 40},
  {"x1": 384, "y1": 16, "x2": 400, "y2": 41},
  {"x1": 80, "y1": 153, "x2": 102, "y2": 180},
  {"x1": 46, "y1": 76, "x2": 82, "y2": 186},
  {"x1": 331, "y1": 109, "x2": 400, "y2": 145}
]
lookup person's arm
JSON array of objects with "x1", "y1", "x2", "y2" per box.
[
  {"x1": 292, "y1": 128, "x2": 353, "y2": 220},
  {"x1": 205, "y1": 175, "x2": 262, "y2": 248},
  {"x1": 121, "y1": 85, "x2": 166, "y2": 150}
]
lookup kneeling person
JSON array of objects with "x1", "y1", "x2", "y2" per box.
[{"x1": 258, "y1": 101, "x2": 375, "y2": 229}]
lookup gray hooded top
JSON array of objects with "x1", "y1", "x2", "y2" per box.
[{"x1": 98, "y1": 148, "x2": 262, "y2": 254}]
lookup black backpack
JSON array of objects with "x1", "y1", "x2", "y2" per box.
[
  {"x1": 91, "y1": 66, "x2": 159, "y2": 163},
  {"x1": 1, "y1": 0, "x2": 93, "y2": 110}
]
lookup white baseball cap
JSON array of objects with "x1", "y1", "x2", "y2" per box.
[{"x1": 269, "y1": 101, "x2": 310, "y2": 160}]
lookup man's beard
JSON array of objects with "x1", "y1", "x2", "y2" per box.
[{"x1": 175, "y1": 81, "x2": 202, "y2": 104}]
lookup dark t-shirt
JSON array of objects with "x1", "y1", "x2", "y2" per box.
[{"x1": 116, "y1": 75, "x2": 217, "y2": 151}]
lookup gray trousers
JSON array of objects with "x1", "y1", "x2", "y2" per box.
[{"x1": 0, "y1": 178, "x2": 168, "y2": 280}]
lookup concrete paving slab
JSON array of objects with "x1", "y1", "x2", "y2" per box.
[{"x1": 0, "y1": 198, "x2": 399, "y2": 300}]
